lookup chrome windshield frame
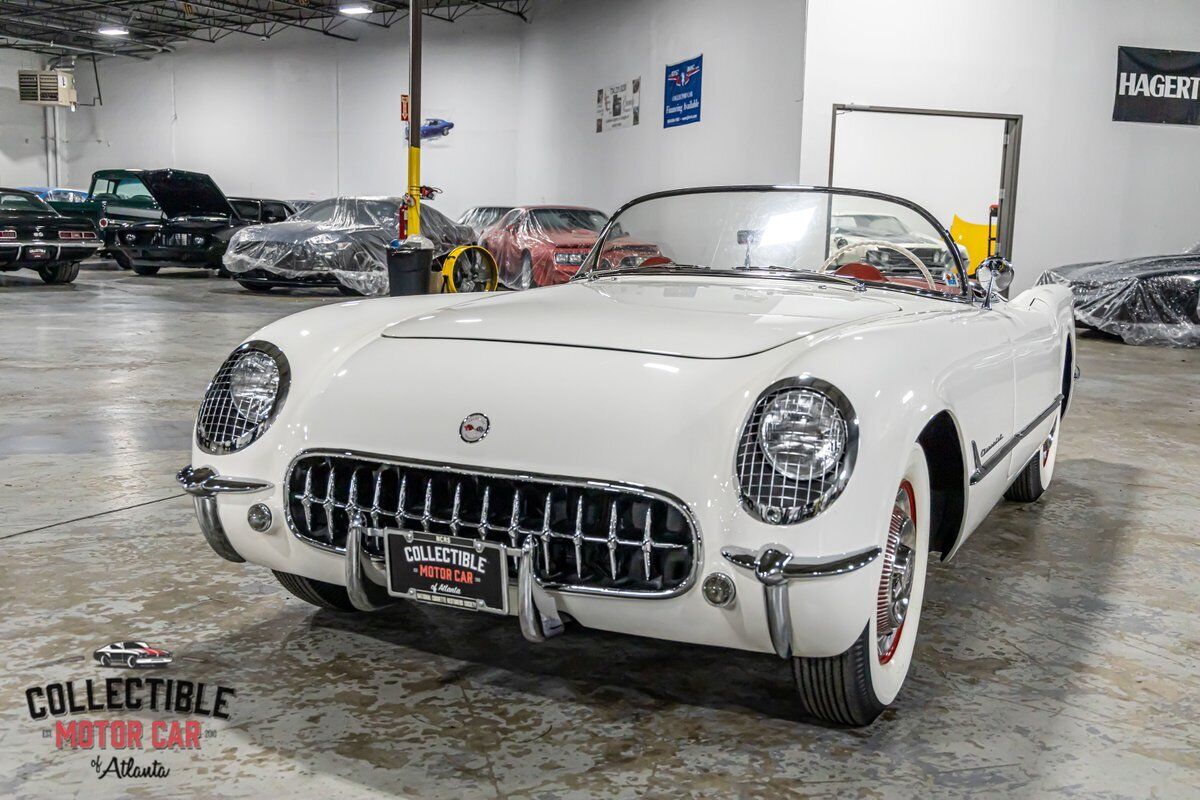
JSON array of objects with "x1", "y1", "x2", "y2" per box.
[{"x1": 575, "y1": 184, "x2": 970, "y2": 300}]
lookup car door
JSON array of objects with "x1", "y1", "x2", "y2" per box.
[
  {"x1": 946, "y1": 306, "x2": 1019, "y2": 547},
  {"x1": 995, "y1": 294, "x2": 1063, "y2": 479}
]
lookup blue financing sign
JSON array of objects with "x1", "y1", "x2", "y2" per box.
[{"x1": 664, "y1": 55, "x2": 703, "y2": 128}]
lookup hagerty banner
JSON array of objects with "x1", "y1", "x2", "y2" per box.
[{"x1": 1114, "y1": 46, "x2": 1200, "y2": 125}]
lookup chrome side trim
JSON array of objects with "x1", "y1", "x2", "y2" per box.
[
  {"x1": 177, "y1": 465, "x2": 273, "y2": 496},
  {"x1": 191, "y1": 496, "x2": 246, "y2": 564},
  {"x1": 969, "y1": 394, "x2": 1063, "y2": 485},
  {"x1": 721, "y1": 543, "x2": 881, "y2": 659},
  {"x1": 281, "y1": 448, "x2": 703, "y2": 601}
]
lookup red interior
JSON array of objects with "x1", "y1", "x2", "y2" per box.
[{"x1": 835, "y1": 262, "x2": 950, "y2": 293}]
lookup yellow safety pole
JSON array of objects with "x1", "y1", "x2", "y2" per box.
[{"x1": 406, "y1": 0, "x2": 422, "y2": 238}]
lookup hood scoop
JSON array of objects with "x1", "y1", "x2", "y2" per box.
[{"x1": 381, "y1": 277, "x2": 902, "y2": 359}]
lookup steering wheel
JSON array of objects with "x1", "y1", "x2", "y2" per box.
[{"x1": 817, "y1": 240, "x2": 937, "y2": 291}]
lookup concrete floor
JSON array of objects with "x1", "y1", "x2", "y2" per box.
[{"x1": 2, "y1": 264, "x2": 1198, "y2": 799}]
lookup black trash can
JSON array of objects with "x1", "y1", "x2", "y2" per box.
[{"x1": 386, "y1": 243, "x2": 433, "y2": 297}]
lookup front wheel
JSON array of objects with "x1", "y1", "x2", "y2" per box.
[
  {"x1": 100, "y1": 654, "x2": 111, "y2": 667},
  {"x1": 1004, "y1": 410, "x2": 1059, "y2": 502},
  {"x1": 238, "y1": 280, "x2": 274, "y2": 293},
  {"x1": 272, "y1": 570, "x2": 363, "y2": 612},
  {"x1": 792, "y1": 444, "x2": 930, "y2": 726},
  {"x1": 38, "y1": 261, "x2": 80, "y2": 285},
  {"x1": 132, "y1": 264, "x2": 160, "y2": 276}
]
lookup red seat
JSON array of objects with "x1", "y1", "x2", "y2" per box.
[{"x1": 834, "y1": 262, "x2": 887, "y2": 282}]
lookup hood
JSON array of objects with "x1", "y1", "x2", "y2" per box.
[
  {"x1": 140, "y1": 170, "x2": 234, "y2": 218},
  {"x1": 381, "y1": 276, "x2": 904, "y2": 358},
  {"x1": 1048, "y1": 254, "x2": 1200, "y2": 282}
]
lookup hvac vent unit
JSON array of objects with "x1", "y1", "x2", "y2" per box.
[{"x1": 18, "y1": 70, "x2": 77, "y2": 107}]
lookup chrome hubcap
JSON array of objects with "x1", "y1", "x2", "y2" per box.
[
  {"x1": 877, "y1": 482, "x2": 917, "y2": 664},
  {"x1": 1041, "y1": 421, "x2": 1057, "y2": 468}
]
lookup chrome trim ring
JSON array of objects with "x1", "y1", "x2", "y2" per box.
[
  {"x1": 877, "y1": 482, "x2": 916, "y2": 664},
  {"x1": 281, "y1": 448, "x2": 703, "y2": 601}
]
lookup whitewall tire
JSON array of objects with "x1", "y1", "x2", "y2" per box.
[
  {"x1": 793, "y1": 444, "x2": 930, "y2": 725},
  {"x1": 1004, "y1": 409, "x2": 1060, "y2": 502}
]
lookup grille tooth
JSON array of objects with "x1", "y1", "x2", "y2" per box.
[{"x1": 286, "y1": 454, "x2": 697, "y2": 595}]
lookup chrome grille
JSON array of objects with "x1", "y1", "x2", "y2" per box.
[
  {"x1": 736, "y1": 379, "x2": 857, "y2": 525},
  {"x1": 195, "y1": 342, "x2": 289, "y2": 455},
  {"x1": 286, "y1": 453, "x2": 699, "y2": 596}
]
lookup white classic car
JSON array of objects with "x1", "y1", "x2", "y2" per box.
[{"x1": 179, "y1": 186, "x2": 1075, "y2": 726}]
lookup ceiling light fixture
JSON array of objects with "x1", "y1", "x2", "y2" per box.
[
  {"x1": 339, "y1": 4, "x2": 373, "y2": 15},
  {"x1": 97, "y1": 25, "x2": 130, "y2": 36}
]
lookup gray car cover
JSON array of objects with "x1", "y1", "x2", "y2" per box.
[{"x1": 223, "y1": 197, "x2": 472, "y2": 295}]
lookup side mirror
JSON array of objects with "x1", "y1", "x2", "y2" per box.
[{"x1": 974, "y1": 256, "x2": 1014, "y2": 308}]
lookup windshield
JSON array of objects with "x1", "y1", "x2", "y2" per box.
[
  {"x1": 528, "y1": 208, "x2": 608, "y2": 233},
  {"x1": 0, "y1": 191, "x2": 53, "y2": 214},
  {"x1": 582, "y1": 188, "x2": 964, "y2": 297}
]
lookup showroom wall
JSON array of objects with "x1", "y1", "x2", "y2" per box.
[
  {"x1": 801, "y1": 0, "x2": 1200, "y2": 291},
  {"x1": 61, "y1": 14, "x2": 523, "y2": 216},
  {"x1": 0, "y1": 49, "x2": 51, "y2": 187},
  {"x1": 514, "y1": 0, "x2": 807, "y2": 212}
]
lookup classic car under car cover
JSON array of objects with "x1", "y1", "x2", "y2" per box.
[
  {"x1": 481, "y1": 206, "x2": 663, "y2": 289},
  {"x1": 1038, "y1": 252, "x2": 1200, "y2": 346},
  {"x1": 222, "y1": 197, "x2": 471, "y2": 295}
]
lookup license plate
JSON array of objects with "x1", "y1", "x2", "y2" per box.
[
  {"x1": 385, "y1": 530, "x2": 509, "y2": 614},
  {"x1": 27, "y1": 247, "x2": 49, "y2": 259}
]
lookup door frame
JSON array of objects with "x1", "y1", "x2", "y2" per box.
[{"x1": 828, "y1": 104, "x2": 1023, "y2": 262}]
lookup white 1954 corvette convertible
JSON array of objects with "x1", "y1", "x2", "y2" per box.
[{"x1": 179, "y1": 186, "x2": 1075, "y2": 726}]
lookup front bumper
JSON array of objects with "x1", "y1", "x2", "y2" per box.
[{"x1": 179, "y1": 462, "x2": 885, "y2": 658}]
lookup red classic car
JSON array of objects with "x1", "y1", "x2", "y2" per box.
[{"x1": 481, "y1": 205, "x2": 660, "y2": 288}]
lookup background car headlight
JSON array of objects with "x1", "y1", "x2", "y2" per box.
[
  {"x1": 757, "y1": 389, "x2": 847, "y2": 479},
  {"x1": 737, "y1": 380, "x2": 857, "y2": 524},
  {"x1": 229, "y1": 351, "x2": 280, "y2": 422},
  {"x1": 196, "y1": 342, "x2": 290, "y2": 455}
]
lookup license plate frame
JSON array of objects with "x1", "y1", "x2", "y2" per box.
[{"x1": 384, "y1": 529, "x2": 510, "y2": 615}]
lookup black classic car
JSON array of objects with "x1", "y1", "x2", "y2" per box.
[
  {"x1": 1039, "y1": 249, "x2": 1200, "y2": 347},
  {"x1": 85, "y1": 169, "x2": 253, "y2": 276},
  {"x1": 223, "y1": 197, "x2": 475, "y2": 295},
  {"x1": 228, "y1": 197, "x2": 297, "y2": 225},
  {"x1": 0, "y1": 188, "x2": 100, "y2": 284}
]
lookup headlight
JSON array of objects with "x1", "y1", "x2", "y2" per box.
[
  {"x1": 229, "y1": 351, "x2": 280, "y2": 422},
  {"x1": 194, "y1": 234, "x2": 206, "y2": 246},
  {"x1": 736, "y1": 379, "x2": 857, "y2": 524},
  {"x1": 554, "y1": 252, "x2": 585, "y2": 266},
  {"x1": 196, "y1": 342, "x2": 290, "y2": 454},
  {"x1": 757, "y1": 390, "x2": 847, "y2": 479},
  {"x1": 931, "y1": 249, "x2": 948, "y2": 266}
]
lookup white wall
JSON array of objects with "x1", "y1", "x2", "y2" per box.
[
  {"x1": 515, "y1": 0, "x2": 807, "y2": 213},
  {"x1": 801, "y1": 0, "x2": 1200, "y2": 291},
  {"x1": 62, "y1": 14, "x2": 523, "y2": 217},
  {"x1": 0, "y1": 50, "x2": 50, "y2": 187}
]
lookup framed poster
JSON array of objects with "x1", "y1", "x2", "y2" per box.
[
  {"x1": 664, "y1": 55, "x2": 703, "y2": 128},
  {"x1": 596, "y1": 77, "x2": 641, "y2": 132}
]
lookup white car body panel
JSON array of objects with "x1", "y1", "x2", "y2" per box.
[{"x1": 190, "y1": 275, "x2": 1075, "y2": 658}]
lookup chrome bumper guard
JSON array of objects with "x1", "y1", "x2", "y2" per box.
[
  {"x1": 721, "y1": 544, "x2": 881, "y2": 659},
  {"x1": 176, "y1": 465, "x2": 273, "y2": 564},
  {"x1": 342, "y1": 516, "x2": 564, "y2": 641}
]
